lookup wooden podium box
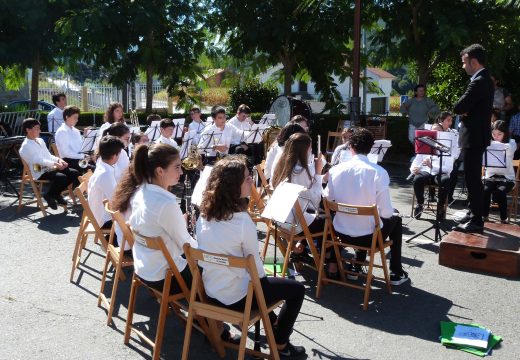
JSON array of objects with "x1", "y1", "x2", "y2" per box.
[{"x1": 439, "y1": 223, "x2": 520, "y2": 278}]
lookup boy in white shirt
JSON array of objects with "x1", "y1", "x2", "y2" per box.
[
  {"x1": 55, "y1": 105, "x2": 93, "y2": 172},
  {"x1": 102, "y1": 122, "x2": 131, "y2": 181},
  {"x1": 47, "y1": 93, "x2": 67, "y2": 133},
  {"x1": 187, "y1": 106, "x2": 206, "y2": 144},
  {"x1": 88, "y1": 135, "x2": 125, "y2": 245},
  {"x1": 155, "y1": 118, "x2": 180, "y2": 149},
  {"x1": 19, "y1": 118, "x2": 80, "y2": 210}
]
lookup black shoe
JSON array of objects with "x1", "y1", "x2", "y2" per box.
[
  {"x1": 279, "y1": 342, "x2": 306, "y2": 359},
  {"x1": 413, "y1": 204, "x2": 423, "y2": 219},
  {"x1": 290, "y1": 251, "x2": 313, "y2": 264},
  {"x1": 390, "y1": 270, "x2": 410, "y2": 286},
  {"x1": 221, "y1": 328, "x2": 241, "y2": 345},
  {"x1": 452, "y1": 221, "x2": 484, "y2": 234},
  {"x1": 56, "y1": 195, "x2": 68, "y2": 206},
  {"x1": 346, "y1": 264, "x2": 363, "y2": 280},
  {"x1": 43, "y1": 193, "x2": 57, "y2": 210},
  {"x1": 500, "y1": 219, "x2": 508, "y2": 224}
]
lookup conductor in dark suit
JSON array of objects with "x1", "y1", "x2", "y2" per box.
[{"x1": 453, "y1": 44, "x2": 494, "y2": 233}]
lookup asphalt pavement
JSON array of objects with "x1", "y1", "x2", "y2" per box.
[{"x1": 0, "y1": 163, "x2": 519, "y2": 360}]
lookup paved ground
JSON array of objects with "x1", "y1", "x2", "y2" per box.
[{"x1": 0, "y1": 164, "x2": 519, "y2": 360}]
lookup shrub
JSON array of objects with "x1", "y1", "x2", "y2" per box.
[
  {"x1": 202, "y1": 87, "x2": 230, "y2": 106},
  {"x1": 228, "y1": 79, "x2": 278, "y2": 113}
]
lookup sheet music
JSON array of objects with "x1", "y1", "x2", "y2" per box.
[
  {"x1": 198, "y1": 131, "x2": 223, "y2": 156},
  {"x1": 261, "y1": 182, "x2": 305, "y2": 223},
  {"x1": 179, "y1": 131, "x2": 195, "y2": 160},
  {"x1": 242, "y1": 124, "x2": 269, "y2": 144},
  {"x1": 259, "y1": 113, "x2": 276, "y2": 126},
  {"x1": 145, "y1": 121, "x2": 161, "y2": 141},
  {"x1": 437, "y1": 132, "x2": 456, "y2": 157},
  {"x1": 129, "y1": 126, "x2": 141, "y2": 134},
  {"x1": 80, "y1": 129, "x2": 99, "y2": 153},
  {"x1": 369, "y1": 139, "x2": 392, "y2": 163},
  {"x1": 483, "y1": 141, "x2": 508, "y2": 168},
  {"x1": 192, "y1": 166, "x2": 213, "y2": 206},
  {"x1": 172, "y1": 118, "x2": 185, "y2": 138}
]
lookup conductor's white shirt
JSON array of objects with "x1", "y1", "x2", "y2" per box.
[
  {"x1": 196, "y1": 212, "x2": 265, "y2": 305},
  {"x1": 19, "y1": 137, "x2": 59, "y2": 179},
  {"x1": 55, "y1": 123, "x2": 84, "y2": 159},
  {"x1": 324, "y1": 154, "x2": 394, "y2": 237},
  {"x1": 130, "y1": 183, "x2": 197, "y2": 281}
]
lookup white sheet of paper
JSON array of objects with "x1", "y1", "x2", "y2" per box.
[
  {"x1": 367, "y1": 153, "x2": 379, "y2": 164},
  {"x1": 145, "y1": 121, "x2": 161, "y2": 141},
  {"x1": 129, "y1": 126, "x2": 141, "y2": 134},
  {"x1": 259, "y1": 113, "x2": 276, "y2": 125},
  {"x1": 261, "y1": 182, "x2": 305, "y2": 223},
  {"x1": 437, "y1": 132, "x2": 456, "y2": 156},
  {"x1": 192, "y1": 166, "x2": 213, "y2": 207},
  {"x1": 80, "y1": 129, "x2": 99, "y2": 153},
  {"x1": 452, "y1": 325, "x2": 490, "y2": 349},
  {"x1": 483, "y1": 141, "x2": 508, "y2": 168},
  {"x1": 369, "y1": 139, "x2": 392, "y2": 163},
  {"x1": 172, "y1": 118, "x2": 185, "y2": 138}
]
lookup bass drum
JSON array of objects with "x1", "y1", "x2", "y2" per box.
[{"x1": 268, "y1": 95, "x2": 312, "y2": 127}]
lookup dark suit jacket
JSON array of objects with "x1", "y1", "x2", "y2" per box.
[{"x1": 453, "y1": 68, "x2": 494, "y2": 149}]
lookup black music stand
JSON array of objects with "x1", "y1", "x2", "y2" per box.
[
  {"x1": 199, "y1": 131, "x2": 223, "y2": 158},
  {"x1": 145, "y1": 121, "x2": 161, "y2": 142},
  {"x1": 406, "y1": 136, "x2": 451, "y2": 243},
  {"x1": 80, "y1": 129, "x2": 99, "y2": 155}
]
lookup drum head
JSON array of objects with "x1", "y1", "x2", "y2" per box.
[{"x1": 268, "y1": 95, "x2": 313, "y2": 127}]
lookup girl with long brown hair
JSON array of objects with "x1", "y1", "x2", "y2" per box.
[
  {"x1": 196, "y1": 156, "x2": 306, "y2": 358},
  {"x1": 97, "y1": 102, "x2": 125, "y2": 148},
  {"x1": 111, "y1": 143, "x2": 197, "y2": 294}
]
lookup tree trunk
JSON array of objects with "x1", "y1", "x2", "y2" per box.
[
  {"x1": 281, "y1": 57, "x2": 294, "y2": 96},
  {"x1": 121, "y1": 82, "x2": 128, "y2": 111},
  {"x1": 417, "y1": 58, "x2": 430, "y2": 85},
  {"x1": 30, "y1": 53, "x2": 40, "y2": 110},
  {"x1": 146, "y1": 62, "x2": 153, "y2": 113}
]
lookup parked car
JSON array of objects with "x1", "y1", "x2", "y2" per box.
[{"x1": 5, "y1": 100, "x2": 55, "y2": 112}]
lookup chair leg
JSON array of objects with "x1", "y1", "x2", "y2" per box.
[
  {"x1": 281, "y1": 237, "x2": 295, "y2": 278},
  {"x1": 379, "y1": 248, "x2": 392, "y2": 294},
  {"x1": 363, "y1": 252, "x2": 376, "y2": 311},
  {"x1": 31, "y1": 180, "x2": 47, "y2": 217},
  {"x1": 70, "y1": 220, "x2": 86, "y2": 282},
  {"x1": 181, "y1": 305, "x2": 195, "y2": 360},
  {"x1": 261, "y1": 230, "x2": 271, "y2": 260},
  {"x1": 98, "y1": 249, "x2": 112, "y2": 306},
  {"x1": 68, "y1": 184, "x2": 77, "y2": 205},
  {"x1": 316, "y1": 227, "x2": 329, "y2": 298},
  {"x1": 17, "y1": 179, "x2": 25, "y2": 212},
  {"x1": 124, "y1": 276, "x2": 139, "y2": 344},
  {"x1": 106, "y1": 263, "x2": 122, "y2": 326},
  {"x1": 410, "y1": 191, "x2": 416, "y2": 217},
  {"x1": 153, "y1": 292, "x2": 170, "y2": 360}
]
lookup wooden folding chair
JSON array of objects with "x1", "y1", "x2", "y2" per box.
[
  {"x1": 124, "y1": 232, "x2": 211, "y2": 360},
  {"x1": 98, "y1": 200, "x2": 134, "y2": 325},
  {"x1": 325, "y1": 131, "x2": 343, "y2": 162},
  {"x1": 70, "y1": 179, "x2": 111, "y2": 282},
  {"x1": 50, "y1": 143, "x2": 60, "y2": 157},
  {"x1": 316, "y1": 199, "x2": 392, "y2": 310},
  {"x1": 49, "y1": 142, "x2": 78, "y2": 205},
  {"x1": 17, "y1": 158, "x2": 69, "y2": 216},
  {"x1": 182, "y1": 243, "x2": 281, "y2": 360},
  {"x1": 255, "y1": 161, "x2": 272, "y2": 199},
  {"x1": 262, "y1": 201, "x2": 324, "y2": 277}
]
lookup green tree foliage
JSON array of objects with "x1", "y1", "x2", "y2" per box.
[
  {"x1": 427, "y1": 59, "x2": 468, "y2": 112},
  {"x1": 57, "y1": 0, "x2": 206, "y2": 112},
  {"x1": 0, "y1": 0, "x2": 70, "y2": 108},
  {"x1": 212, "y1": 0, "x2": 354, "y2": 109},
  {"x1": 228, "y1": 79, "x2": 278, "y2": 113}
]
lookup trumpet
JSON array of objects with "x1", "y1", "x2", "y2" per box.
[{"x1": 78, "y1": 158, "x2": 89, "y2": 169}]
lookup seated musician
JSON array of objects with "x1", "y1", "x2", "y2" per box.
[
  {"x1": 88, "y1": 136, "x2": 125, "y2": 245},
  {"x1": 197, "y1": 106, "x2": 242, "y2": 165},
  {"x1": 111, "y1": 143, "x2": 198, "y2": 295},
  {"x1": 102, "y1": 122, "x2": 131, "y2": 181},
  {"x1": 271, "y1": 133, "x2": 326, "y2": 262},
  {"x1": 155, "y1": 118, "x2": 180, "y2": 149},
  {"x1": 330, "y1": 127, "x2": 355, "y2": 166},
  {"x1": 431, "y1": 112, "x2": 460, "y2": 205},
  {"x1": 410, "y1": 152, "x2": 454, "y2": 220},
  {"x1": 196, "y1": 156, "x2": 306, "y2": 358},
  {"x1": 325, "y1": 128, "x2": 409, "y2": 285},
  {"x1": 483, "y1": 120, "x2": 517, "y2": 223},
  {"x1": 96, "y1": 102, "x2": 125, "y2": 149},
  {"x1": 290, "y1": 115, "x2": 309, "y2": 133},
  {"x1": 264, "y1": 123, "x2": 306, "y2": 180},
  {"x1": 187, "y1": 106, "x2": 206, "y2": 144},
  {"x1": 228, "y1": 104, "x2": 252, "y2": 156},
  {"x1": 129, "y1": 131, "x2": 149, "y2": 159},
  {"x1": 19, "y1": 118, "x2": 80, "y2": 210},
  {"x1": 146, "y1": 113, "x2": 161, "y2": 126},
  {"x1": 55, "y1": 105, "x2": 93, "y2": 172}
]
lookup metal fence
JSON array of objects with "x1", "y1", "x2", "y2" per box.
[
  {"x1": 37, "y1": 79, "x2": 169, "y2": 112},
  {"x1": 0, "y1": 110, "x2": 40, "y2": 136}
]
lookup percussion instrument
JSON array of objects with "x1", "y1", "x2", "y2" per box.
[{"x1": 268, "y1": 95, "x2": 312, "y2": 127}]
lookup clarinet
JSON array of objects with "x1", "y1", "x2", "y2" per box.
[{"x1": 184, "y1": 175, "x2": 195, "y2": 236}]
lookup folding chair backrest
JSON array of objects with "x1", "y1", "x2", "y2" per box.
[
  {"x1": 74, "y1": 186, "x2": 109, "y2": 249},
  {"x1": 78, "y1": 169, "x2": 93, "y2": 188},
  {"x1": 255, "y1": 161, "x2": 271, "y2": 197},
  {"x1": 248, "y1": 183, "x2": 266, "y2": 213},
  {"x1": 326, "y1": 131, "x2": 343, "y2": 154},
  {"x1": 132, "y1": 230, "x2": 190, "y2": 297},
  {"x1": 50, "y1": 143, "x2": 60, "y2": 157},
  {"x1": 20, "y1": 158, "x2": 36, "y2": 181},
  {"x1": 103, "y1": 200, "x2": 135, "y2": 249}
]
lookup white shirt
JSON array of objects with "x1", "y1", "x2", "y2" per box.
[
  {"x1": 47, "y1": 107, "x2": 64, "y2": 133},
  {"x1": 470, "y1": 67, "x2": 486, "y2": 82},
  {"x1": 198, "y1": 123, "x2": 242, "y2": 156},
  {"x1": 324, "y1": 154, "x2": 394, "y2": 237},
  {"x1": 130, "y1": 183, "x2": 197, "y2": 281},
  {"x1": 95, "y1": 122, "x2": 112, "y2": 150},
  {"x1": 19, "y1": 137, "x2": 59, "y2": 179},
  {"x1": 55, "y1": 123, "x2": 84, "y2": 160},
  {"x1": 410, "y1": 154, "x2": 454, "y2": 176},
  {"x1": 264, "y1": 144, "x2": 282, "y2": 180},
  {"x1": 88, "y1": 161, "x2": 117, "y2": 226},
  {"x1": 196, "y1": 212, "x2": 265, "y2": 305},
  {"x1": 228, "y1": 116, "x2": 253, "y2": 144},
  {"x1": 114, "y1": 149, "x2": 130, "y2": 181},
  {"x1": 188, "y1": 120, "x2": 206, "y2": 144},
  {"x1": 485, "y1": 140, "x2": 517, "y2": 180},
  {"x1": 156, "y1": 135, "x2": 180, "y2": 149}
]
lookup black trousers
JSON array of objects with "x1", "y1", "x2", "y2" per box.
[
  {"x1": 413, "y1": 171, "x2": 450, "y2": 205},
  {"x1": 448, "y1": 159, "x2": 462, "y2": 201},
  {"x1": 141, "y1": 265, "x2": 193, "y2": 295},
  {"x1": 337, "y1": 215, "x2": 403, "y2": 274},
  {"x1": 209, "y1": 277, "x2": 305, "y2": 345},
  {"x1": 39, "y1": 167, "x2": 80, "y2": 197},
  {"x1": 461, "y1": 147, "x2": 486, "y2": 225},
  {"x1": 483, "y1": 179, "x2": 515, "y2": 220}
]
